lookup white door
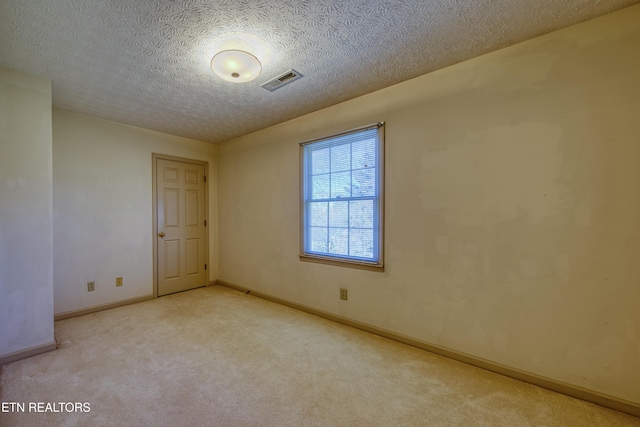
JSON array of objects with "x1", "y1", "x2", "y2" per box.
[{"x1": 156, "y1": 158, "x2": 207, "y2": 296}]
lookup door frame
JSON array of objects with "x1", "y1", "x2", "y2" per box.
[{"x1": 152, "y1": 153, "x2": 209, "y2": 298}]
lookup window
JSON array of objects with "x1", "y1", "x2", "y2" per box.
[{"x1": 300, "y1": 122, "x2": 384, "y2": 271}]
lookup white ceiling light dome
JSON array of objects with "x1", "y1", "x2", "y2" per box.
[{"x1": 210, "y1": 50, "x2": 261, "y2": 83}]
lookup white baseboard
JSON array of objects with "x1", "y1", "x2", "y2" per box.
[
  {"x1": 0, "y1": 341, "x2": 57, "y2": 366},
  {"x1": 217, "y1": 280, "x2": 640, "y2": 418},
  {"x1": 54, "y1": 294, "x2": 154, "y2": 321}
]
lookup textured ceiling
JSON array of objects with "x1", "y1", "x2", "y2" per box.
[{"x1": 1, "y1": 0, "x2": 637, "y2": 144}]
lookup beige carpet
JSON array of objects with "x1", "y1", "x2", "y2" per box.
[{"x1": 1, "y1": 285, "x2": 638, "y2": 427}]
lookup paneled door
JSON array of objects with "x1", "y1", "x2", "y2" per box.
[{"x1": 156, "y1": 157, "x2": 207, "y2": 296}]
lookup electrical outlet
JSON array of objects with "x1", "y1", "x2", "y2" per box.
[
  {"x1": 87, "y1": 281, "x2": 95, "y2": 292},
  {"x1": 340, "y1": 288, "x2": 348, "y2": 301},
  {"x1": 116, "y1": 277, "x2": 123, "y2": 287}
]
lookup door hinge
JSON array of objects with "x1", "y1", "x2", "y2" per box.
[
  {"x1": 204, "y1": 175, "x2": 207, "y2": 183},
  {"x1": 205, "y1": 264, "x2": 207, "y2": 271},
  {"x1": 204, "y1": 220, "x2": 207, "y2": 226}
]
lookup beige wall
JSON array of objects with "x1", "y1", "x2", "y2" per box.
[
  {"x1": 0, "y1": 67, "x2": 55, "y2": 358},
  {"x1": 217, "y1": 6, "x2": 640, "y2": 403},
  {"x1": 53, "y1": 109, "x2": 218, "y2": 315}
]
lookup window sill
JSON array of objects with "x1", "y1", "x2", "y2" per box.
[{"x1": 299, "y1": 254, "x2": 384, "y2": 272}]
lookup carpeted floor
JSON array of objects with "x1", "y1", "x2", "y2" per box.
[{"x1": 1, "y1": 285, "x2": 638, "y2": 426}]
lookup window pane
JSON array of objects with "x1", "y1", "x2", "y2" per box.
[
  {"x1": 328, "y1": 227, "x2": 348, "y2": 255},
  {"x1": 309, "y1": 202, "x2": 328, "y2": 226},
  {"x1": 311, "y1": 174, "x2": 330, "y2": 199},
  {"x1": 309, "y1": 227, "x2": 328, "y2": 253},
  {"x1": 331, "y1": 171, "x2": 351, "y2": 198},
  {"x1": 311, "y1": 148, "x2": 330, "y2": 175},
  {"x1": 331, "y1": 144, "x2": 351, "y2": 172},
  {"x1": 349, "y1": 200, "x2": 373, "y2": 229},
  {"x1": 352, "y1": 168, "x2": 375, "y2": 197},
  {"x1": 329, "y1": 201, "x2": 348, "y2": 227},
  {"x1": 350, "y1": 229, "x2": 374, "y2": 259},
  {"x1": 352, "y1": 139, "x2": 375, "y2": 169}
]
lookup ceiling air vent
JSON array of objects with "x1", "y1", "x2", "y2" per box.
[{"x1": 260, "y1": 69, "x2": 303, "y2": 92}]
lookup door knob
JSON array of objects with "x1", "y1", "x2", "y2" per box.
[{"x1": 158, "y1": 232, "x2": 165, "y2": 237}]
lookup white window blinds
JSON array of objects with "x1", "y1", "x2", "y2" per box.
[{"x1": 301, "y1": 123, "x2": 384, "y2": 267}]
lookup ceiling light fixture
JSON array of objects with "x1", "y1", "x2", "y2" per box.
[{"x1": 210, "y1": 50, "x2": 261, "y2": 83}]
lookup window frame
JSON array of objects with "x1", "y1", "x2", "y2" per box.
[{"x1": 299, "y1": 122, "x2": 385, "y2": 272}]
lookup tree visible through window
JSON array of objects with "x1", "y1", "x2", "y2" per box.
[{"x1": 300, "y1": 123, "x2": 384, "y2": 269}]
